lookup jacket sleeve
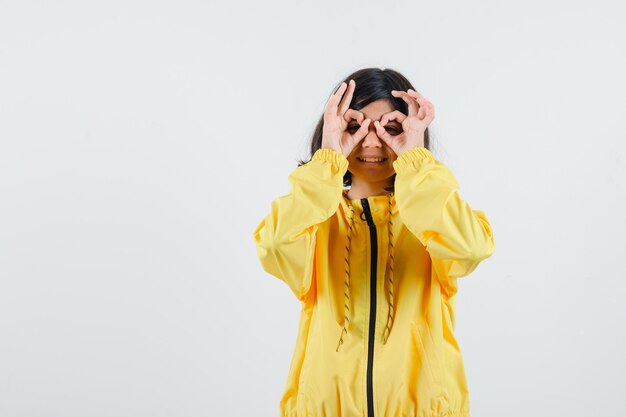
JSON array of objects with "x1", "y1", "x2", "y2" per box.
[
  {"x1": 252, "y1": 148, "x2": 349, "y2": 302},
  {"x1": 392, "y1": 146, "x2": 495, "y2": 281}
]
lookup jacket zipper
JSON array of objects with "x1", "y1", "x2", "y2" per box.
[{"x1": 361, "y1": 198, "x2": 377, "y2": 417}]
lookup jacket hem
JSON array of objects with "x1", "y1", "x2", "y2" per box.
[{"x1": 279, "y1": 410, "x2": 470, "y2": 417}]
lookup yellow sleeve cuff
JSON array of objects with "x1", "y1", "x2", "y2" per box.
[
  {"x1": 312, "y1": 148, "x2": 349, "y2": 174},
  {"x1": 392, "y1": 146, "x2": 435, "y2": 172}
]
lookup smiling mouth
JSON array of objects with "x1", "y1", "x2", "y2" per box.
[{"x1": 357, "y1": 157, "x2": 387, "y2": 163}]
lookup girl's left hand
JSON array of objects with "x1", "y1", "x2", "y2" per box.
[{"x1": 373, "y1": 89, "x2": 435, "y2": 157}]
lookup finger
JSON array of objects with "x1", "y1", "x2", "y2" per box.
[
  {"x1": 406, "y1": 88, "x2": 425, "y2": 100},
  {"x1": 422, "y1": 102, "x2": 435, "y2": 125},
  {"x1": 380, "y1": 110, "x2": 407, "y2": 126},
  {"x1": 426, "y1": 101, "x2": 435, "y2": 121},
  {"x1": 338, "y1": 79, "x2": 356, "y2": 116},
  {"x1": 423, "y1": 100, "x2": 435, "y2": 126},
  {"x1": 391, "y1": 89, "x2": 419, "y2": 117},
  {"x1": 373, "y1": 120, "x2": 393, "y2": 146},
  {"x1": 406, "y1": 90, "x2": 435, "y2": 122},
  {"x1": 344, "y1": 108, "x2": 364, "y2": 124},
  {"x1": 397, "y1": 90, "x2": 428, "y2": 120},
  {"x1": 422, "y1": 112, "x2": 434, "y2": 126},
  {"x1": 417, "y1": 104, "x2": 426, "y2": 119},
  {"x1": 325, "y1": 82, "x2": 347, "y2": 115},
  {"x1": 351, "y1": 118, "x2": 371, "y2": 142},
  {"x1": 406, "y1": 89, "x2": 428, "y2": 116},
  {"x1": 391, "y1": 90, "x2": 419, "y2": 117},
  {"x1": 419, "y1": 100, "x2": 434, "y2": 121},
  {"x1": 406, "y1": 88, "x2": 424, "y2": 99},
  {"x1": 407, "y1": 89, "x2": 426, "y2": 102}
]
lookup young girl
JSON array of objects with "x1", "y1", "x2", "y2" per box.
[{"x1": 253, "y1": 68, "x2": 495, "y2": 417}]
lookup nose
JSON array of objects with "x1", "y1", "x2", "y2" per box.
[{"x1": 361, "y1": 124, "x2": 383, "y2": 148}]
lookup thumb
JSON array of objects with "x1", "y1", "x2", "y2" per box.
[
  {"x1": 346, "y1": 118, "x2": 371, "y2": 151},
  {"x1": 373, "y1": 120, "x2": 394, "y2": 148},
  {"x1": 353, "y1": 118, "x2": 372, "y2": 141}
]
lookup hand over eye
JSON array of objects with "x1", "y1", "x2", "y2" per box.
[
  {"x1": 321, "y1": 80, "x2": 373, "y2": 158},
  {"x1": 372, "y1": 89, "x2": 435, "y2": 156}
]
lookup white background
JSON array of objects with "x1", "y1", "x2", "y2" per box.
[{"x1": 1, "y1": 1, "x2": 625, "y2": 416}]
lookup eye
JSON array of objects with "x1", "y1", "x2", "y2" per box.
[{"x1": 348, "y1": 124, "x2": 360, "y2": 132}]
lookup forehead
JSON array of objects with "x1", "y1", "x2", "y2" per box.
[{"x1": 357, "y1": 99, "x2": 395, "y2": 121}]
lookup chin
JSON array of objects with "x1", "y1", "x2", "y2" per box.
[{"x1": 348, "y1": 167, "x2": 396, "y2": 183}]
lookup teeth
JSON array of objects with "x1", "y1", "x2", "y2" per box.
[{"x1": 359, "y1": 157, "x2": 385, "y2": 162}]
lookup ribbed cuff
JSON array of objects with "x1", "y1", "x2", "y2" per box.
[
  {"x1": 312, "y1": 148, "x2": 349, "y2": 173},
  {"x1": 392, "y1": 146, "x2": 435, "y2": 172}
]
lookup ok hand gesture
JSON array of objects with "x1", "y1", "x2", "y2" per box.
[
  {"x1": 321, "y1": 80, "x2": 372, "y2": 158},
  {"x1": 374, "y1": 89, "x2": 435, "y2": 156}
]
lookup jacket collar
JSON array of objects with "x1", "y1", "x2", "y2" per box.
[{"x1": 340, "y1": 189, "x2": 396, "y2": 226}]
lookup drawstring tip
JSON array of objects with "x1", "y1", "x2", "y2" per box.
[
  {"x1": 336, "y1": 327, "x2": 347, "y2": 352},
  {"x1": 335, "y1": 337, "x2": 343, "y2": 352}
]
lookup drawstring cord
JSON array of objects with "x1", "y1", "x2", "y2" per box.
[
  {"x1": 336, "y1": 192, "x2": 395, "y2": 352},
  {"x1": 336, "y1": 197, "x2": 355, "y2": 352},
  {"x1": 383, "y1": 192, "x2": 396, "y2": 344}
]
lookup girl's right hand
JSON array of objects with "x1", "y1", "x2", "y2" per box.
[{"x1": 321, "y1": 79, "x2": 372, "y2": 158}]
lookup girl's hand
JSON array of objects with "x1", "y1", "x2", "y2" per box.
[
  {"x1": 373, "y1": 89, "x2": 435, "y2": 156},
  {"x1": 321, "y1": 79, "x2": 372, "y2": 158}
]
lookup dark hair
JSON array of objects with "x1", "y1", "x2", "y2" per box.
[{"x1": 297, "y1": 67, "x2": 432, "y2": 191}]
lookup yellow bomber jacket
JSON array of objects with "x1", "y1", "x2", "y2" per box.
[{"x1": 252, "y1": 146, "x2": 496, "y2": 417}]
